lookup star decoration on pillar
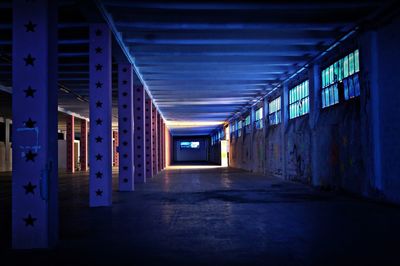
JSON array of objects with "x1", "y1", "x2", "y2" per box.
[
  {"x1": 122, "y1": 80, "x2": 127, "y2": 85},
  {"x1": 123, "y1": 129, "x2": 128, "y2": 134},
  {"x1": 123, "y1": 141, "x2": 128, "y2": 146},
  {"x1": 25, "y1": 150, "x2": 37, "y2": 162},
  {"x1": 95, "y1": 47, "x2": 103, "y2": 54},
  {"x1": 95, "y1": 171, "x2": 103, "y2": 179},
  {"x1": 123, "y1": 117, "x2": 127, "y2": 122},
  {"x1": 95, "y1": 82, "x2": 103, "y2": 88},
  {"x1": 95, "y1": 136, "x2": 103, "y2": 143},
  {"x1": 95, "y1": 189, "x2": 103, "y2": 196},
  {"x1": 24, "y1": 85, "x2": 36, "y2": 98},
  {"x1": 95, "y1": 29, "x2": 102, "y2": 36},
  {"x1": 23, "y1": 214, "x2": 37, "y2": 227},
  {"x1": 95, "y1": 154, "x2": 103, "y2": 161},
  {"x1": 123, "y1": 104, "x2": 127, "y2": 109},
  {"x1": 23, "y1": 182, "x2": 37, "y2": 194},
  {"x1": 123, "y1": 68, "x2": 128, "y2": 72},
  {"x1": 24, "y1": 20, "x2": 37, "y2": 32},
  {"x1": 95, "y1": 64, "x2": 103, "y2": 71},
  {"x1": 24, "y1": 118, "x2": 37, "y2": 128},
  {"x1": 123, "y1": 166, "x2": 128, "y2": 170},
  {"x1": 123, "y1": 154, "x2": 128, "y2": 158},
  {"x1": 96, "y1": 101, "x2": 103, "y2": 108},
  {"x1": 123, "y1": 178, "x2": 128, "y2": 183},
  {"x1": 122, "y1": 92, "x2": 128, "y2": 97},
  {"x1": 95, "y1": 118, "x2": 102, "y2": 125},
  {"x1": 24, "y1": 54, "x2": 36, "y2": 66}
]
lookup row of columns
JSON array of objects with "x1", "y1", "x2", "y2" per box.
[{"x1": 11, "y1": 0, "x2": 167, "y2": 249}]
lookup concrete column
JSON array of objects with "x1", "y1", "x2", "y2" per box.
[
  {"x1": 157, "y1": 112, "x2": 162, "y2": 172},
  {"x1": 66, "y1": 115, "x2": 75, "y2": 173},
  {"x1": 117, "y1": 64, "x2": 134, "y2": 191},
  {"x1": 113, "y1": 131, "x2": 119, "y2": 167},
  {"x1": 89, "y1": 24, "x2": 112, "y2": 207},
  {"x1": 80, "y1": 119, "x2": 88, "y2": 171},
  {"x1": 5, "y1": 118, "x2": 12, "y2": 171},
  {"x1": 309, "y1": 63, "x2": 321, "y2": 186},
  {"x1": 151, "y1": 104, "x2": 158, "y2": 175},
  {"x1": 282, "y1": 83, "x2": 289, "y2": 180},
  {"x1": 12, "y1": 0, "x2": 58, "y2": 248},
  {"x1": 145, "y1": 99, "x2": 153, "y2": 178},
  {"x1": 134, "y1": 86, "x2": 146, "y2": 183}
]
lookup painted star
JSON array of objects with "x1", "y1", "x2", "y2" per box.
[
  {"x1": 95, "y1": 29, "x2": 102, "y2": 36},
  {"x1": 24, "y1": 118, "x2": 36, "y2": 128},
  {"x1": 25, "y1": 150, "x2": 37, "y2": 162},
  {"x1": 123, "y1": 117, "x2": 127, "y2": 122},
  {"x1": 95, "y1": 101, "x2": 102, "y2": 108},
  {"x1": 24, "y1": 20, "x2": 37, "y2": 32},
  {"x1": 95, "y1": 118, "x2": 102, "y2": 125},
  {"x1": 123, "y1": 141, "x2": 128, "y2": 146},
  {"x1": 122, "y1": 80, "x2": 127, "y2": 85},
  {"x1": 95, "y1": 47, "x2": 102, "y2": 54},
  {"x1": 95, "y1": 154, "x2": 103, "y2": 161},
  {"x1": 23, "y1": 182, "x2": 37, "y2": 194},
  {"x1": 123, "y1": 154, "x2": 128, "y2": 158},
  {"x1": 23, "y1": 54, "x2": 36, "y2": 66},
  {"x1": 123, "y1": 129, "x2": 127, "y2": 134},
  {"x1": 123, "y1": 178, "x2": 128, "y2": 183},
  {"x1": 95, "y1": 136, "x2": 103, "y2": 143},
  {"x1": 123, "y1": 104, "x2": 127, "y2": 109},
  {"x1": 95, "y1": 189, "x2": 103, "y2": 196},
  {"x1": 95, "y1": 64, "x2": 103, "y2": 71},
  {"x1": 123, "y1": 166, "x2": 128, "y2": 170},
  {"x1": 95, "y1": 171, "x2": 103, "y2": 179},
  {"x1": 95, "y1": 81, "x2": 103, "y2": 88},
  {"x1": 122, "y1": 68, "x2": 127, "y2": 72},
  {"x1": 122, "y1": 92, "x2": 128, "y2": 97},
  {"x1": 24, "y1": 86, "x2": 36, "y2": 97},
  {"x1": 23, "y1": 214, "x2": 37, "y2": 227}
]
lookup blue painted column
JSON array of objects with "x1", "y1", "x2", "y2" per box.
[
  {"x1": 157, "y1": 112, "x2": 162, "y2": 172},
  {"x1": 118, "y1": 64, "x2": 134, "y2": 191},
  {"x1": 89, "y1": 24, "x2": 112, "y2": 207},
  {"x1": 151, "y1": 104, "x2": 158, "y2": 175},
  {"x1": 12, "y1": 0, "x2": 58, "y2": 249},
  {"x1": 145, "y1": 98, "x2": 153, "y2": 178},
  {"x1": 134, "y1": 86, "x2": 146, "y2": 183}
]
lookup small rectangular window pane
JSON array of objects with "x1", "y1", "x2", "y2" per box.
[
  {"x1": 354, "y1": 50, "x2": 360, "y2": 72},
  {"x1": 349, "y1": 52, "x2": 355, "y2": 75},
  {"x1": 344, "y1": 56, "x2": 349, "y2": 78}
]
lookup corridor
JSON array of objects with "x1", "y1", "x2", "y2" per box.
[{"x1": 1, "y1": 167, "x2": 399, "y2": 265}]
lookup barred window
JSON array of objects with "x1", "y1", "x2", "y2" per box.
[
  {"x1": 289, "y1": 80, "x2": 309, "y2": 119},
  {"x1": 238, "y1": 120, "x2": 243, "y2": 137},
  {"x1": 255, "y1": 107, "x2": 264, "y2": 129},
  {"x1": 321, "y1": 49, "x2": 360, "y2": 108},
  {"x1": 268, "y1": 97, "x2": 281, "y2": 125}
]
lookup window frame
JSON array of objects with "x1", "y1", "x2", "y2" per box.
[
  {"x1": 289, "y1": 80, "x2": 310, "y2": 119},
  {"x1": 268, "y1": 96, "x2": 282, "y2": 126},
  {"x1": 321, "y1": 49, "x2": 360, "y2": 108}
]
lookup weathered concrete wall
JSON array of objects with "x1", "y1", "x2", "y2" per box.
[
  {"x1": 265, "y1": 124, "x2": 283, "y2": 178},
  {"x1": 222, "y1": 13, "x2": 400, "y2": 204},
  {"x1": 374, "y1": 16, "x2": 400, "y2": 203},
  {"x1": 285, "y1": 116, "x2": 312, "y2": 184},
  {"x1": 251, "y1": 129, "x2": 265, "y2": 173}
]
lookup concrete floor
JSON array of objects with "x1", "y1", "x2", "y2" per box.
[{"x1": 1, "y1": 166, "x2": 400, "y2": 265}]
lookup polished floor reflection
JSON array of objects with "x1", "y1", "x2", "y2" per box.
[{"x1": 1, "y1": 167, "x2": 400, "y2": 265}]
